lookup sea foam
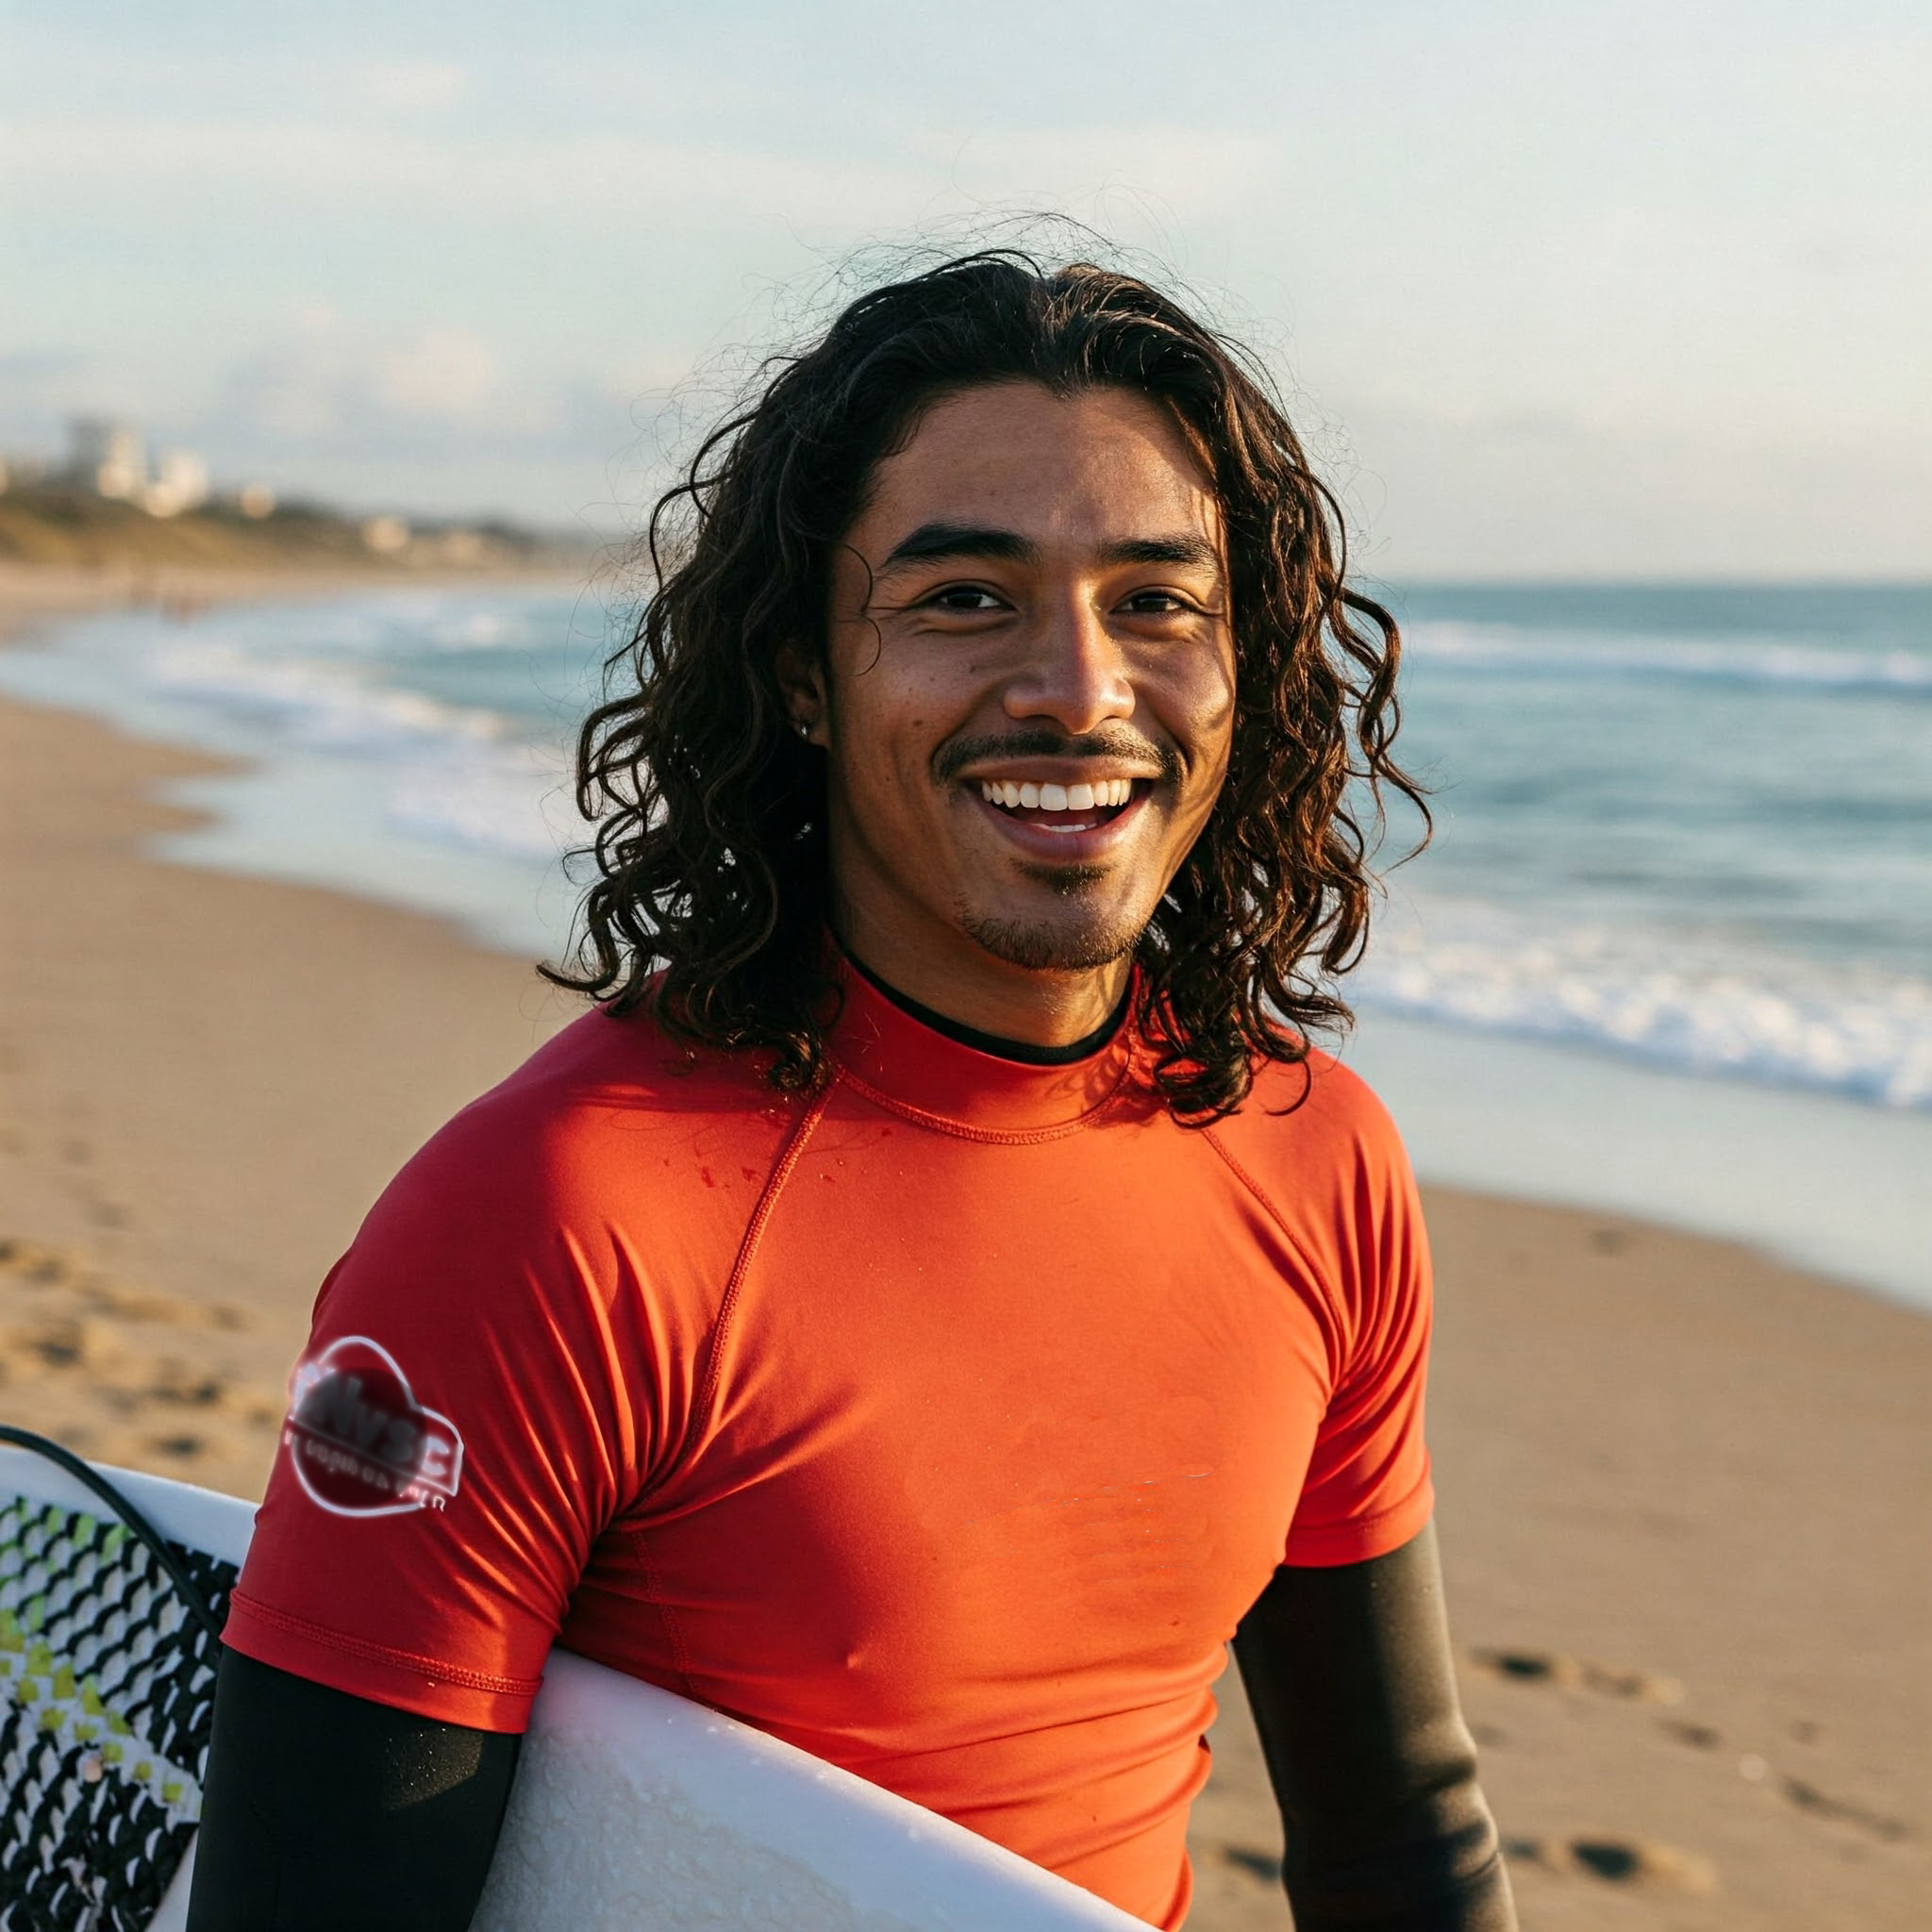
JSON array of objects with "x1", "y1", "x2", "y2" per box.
[
  {"x1": 147, "y1": 639, "x2": 509, "y2": 749},
  {"x1": 1358, "y1": 898, "x2": 1932, "y2": 1110}
]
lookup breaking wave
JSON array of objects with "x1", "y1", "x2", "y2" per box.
[{"x1": 1357, "y1": 899, "x2": 1932, "y2": 1110}]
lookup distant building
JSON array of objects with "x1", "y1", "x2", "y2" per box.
[
  {"x1": 434, "y1": 529, "x2": 486, "y2": 565},
  {"x1": 361, "y1": 515, "x2": 410, "y2": 555},
  {"x1": 68, "y1": 417, "x2": 147, "y2": 499},
  {"x1": 143, "y1": 450, "x2": 210, "y2": 519}
]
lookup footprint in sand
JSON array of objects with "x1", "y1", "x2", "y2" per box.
[
  {"x1": 1655, "y1": 1718, "x2": 1915, "y2": 1840},
  {"x1": 1219, "y1": 1846, "x2": 1282, "y2": 1883},
  {"x1": 1470, "y1": 1649, "x2": 1916, "y2": 1845},
  {"x1": 0, "y1": 1235, "x2": 247, "y2": 1329},
  {"x1": 1222, "y1": 1834, "x2": 1729, "y2": 1900},
  {"x1": 1660, "y1": 1717, "x2": 1724, "y2": 1750},
  {"x1": 1506, "y1": 1835, "x2": 1718, "y2": 1894},
  {"x1": 1776, "y1": 1777, "x2": 1915, "y2": 1843},
  {"x1": 0, "y1": 1231, "x2": 281, "y2": 1484},
  {"x1": 1465, "y1": 1645, "x2": 1685, "y2": 1705},
  {"x1": 4, "y1": 1314, "x2": 274, "y2": 1418}
]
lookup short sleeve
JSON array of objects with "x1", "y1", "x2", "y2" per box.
[
  {"x1": 1281, "y1": 1105, "x2": 1436, "y2": 1567},
  {"x1": 223, "y1": 1108, "x2": 658, "y2": 1731}
]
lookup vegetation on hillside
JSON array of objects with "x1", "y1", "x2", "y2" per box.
[{"x1": 0, "y1": 485, "x2": 583, "y2": 574}]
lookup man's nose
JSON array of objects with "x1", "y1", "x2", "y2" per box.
[{"x1": 1002, "y1": 592, "x2": 1135, "y2": 735}]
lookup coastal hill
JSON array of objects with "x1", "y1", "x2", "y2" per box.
[{"x1": 0, "y1": 482, "x2": 589, "y2": 576}]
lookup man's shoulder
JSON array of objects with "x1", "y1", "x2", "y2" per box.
[
  {"x1": 481, "y1": 1002, "x2": 791, "y2": 1127},
  {"x1": 1200, "y1": 1045, "x2": 1415, "y2": 1228},
  {"x1": 1213, "y1": 1044, "x2": 1406, "y2": 1164},
  {"x1": 380, "y1": 1003, "x2": 802, "y2": 1231},
  {"x1": 1203, "y1": 1048, "x2": 1427, "y2": 1336}
]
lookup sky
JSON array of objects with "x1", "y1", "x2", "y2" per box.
[{"x1": 3, "y1": 0, "x2": 1928, "y2": 578}]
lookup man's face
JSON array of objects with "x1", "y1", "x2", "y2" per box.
[{"x1": 803, "y1": 380, "x2": 1236, "y2": 1008}]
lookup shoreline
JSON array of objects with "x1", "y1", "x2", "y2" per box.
[
  {"x1": 1, "y1": 581, "x2": 1925, "y2": 1927},
  {"x1": 11, "y1": 570, "x2": 1932, "y2": 1312},
  {"x1": 9, "y1": 560, "x2": 1928, "y2": 1310},
  {"x1": 0, "y1": 556, "x2": 591, "y2": 641}
]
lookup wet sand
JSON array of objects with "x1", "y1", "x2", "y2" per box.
[{"x1": 1, "y1": 589, "x2": 1924, "y2": 1929}]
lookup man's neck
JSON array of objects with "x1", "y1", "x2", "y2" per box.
[
  {"x1": 844, "y1": 953, "x2": 1130, "y2": 1066},
  {"x1": 829, "y1": 908, "x2": 1133, "y2": 1050}
]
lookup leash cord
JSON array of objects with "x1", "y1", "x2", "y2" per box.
[{"x1": 0, "y1": 1424, "x2": 226, "y2": 1645}]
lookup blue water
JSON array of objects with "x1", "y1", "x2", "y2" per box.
[
  {"x1": 3, "y1": 580, "x2": 1928, "y2": 1303},
  {"x1": 1367, "y1": 583, "x2": 1932, "y2": 1109}
]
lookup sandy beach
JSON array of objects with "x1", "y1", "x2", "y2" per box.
[{"x1": 1, "y1": 582, "x2": 1924, "y2": 1929}]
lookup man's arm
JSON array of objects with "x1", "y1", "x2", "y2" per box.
[
  {"x1": 188, "y1": 1652, "x2": 522, "y2": 1932},
  {"x1": 1230, "y1": 1523, "x2": 1516, "y2": 1931}
]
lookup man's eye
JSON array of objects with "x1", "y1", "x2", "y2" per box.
[
  {"x1": 1122, "y1": 590, "x2": 1191, "y2": 614},
  {"x1": 925, "y1": 586, "x2": 1006, "y2": 612}
]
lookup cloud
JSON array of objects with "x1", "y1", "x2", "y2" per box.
[
  {"x1": 374, "y1": 329, "x2": 502, "y2": 420},
  {"x1": 359, "y1": 62, "x2": 472, "y2": 112},
  {"x1": 0, "y1": 101, "x2": 1285, "y2": 238},
  {"x1": 183, "y1": 315, "x2": 647, "y2": 492},
  {"x1": 1774, "y1": 28, "x2": 1932, "y2": 109},
  {"x1": 1339, "y1": 400, "x2": 1932, "y2": 580},
  {"x1": 894, "y1": 128, "x2": 1286, "y2": 225},
  {"x1": 0, "y1": 117, "x2": 912, "y2": 229},
  {"x1": 0, "y1": 304, "x2": 684, "y2": 521}
]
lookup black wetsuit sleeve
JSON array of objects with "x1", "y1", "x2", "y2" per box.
[
  {"x1": 188, "y1": 1650, "x2": 523, "y2": 1932},
  {"x1": 1231, "y1": 1523, "x2": 1517, "y2": 1930}
]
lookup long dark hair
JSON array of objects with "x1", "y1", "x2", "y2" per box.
[{"x1": 545, "y1": 250, "x2": 1426, "y2": 1122}]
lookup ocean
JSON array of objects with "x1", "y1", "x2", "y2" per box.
[{"x1": 4, "y1": 580, "x2": 1928, "y2": 1307}]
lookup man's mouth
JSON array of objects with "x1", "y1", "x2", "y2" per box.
[{"x1": 974, "y1": 776, "x2": 1145, "y2": 835}]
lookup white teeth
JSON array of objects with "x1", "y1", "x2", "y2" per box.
[{"x1": 979, "y1": 776, "x2": 1136, "y2": 812}]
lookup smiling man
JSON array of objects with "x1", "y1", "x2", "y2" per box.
[
  {"x1": 802, "y1": 380, "x2": 1230, "y2": 1034},
  {"x1": 192, "y1": 255, "x2": 1515, "y2": 1931}
]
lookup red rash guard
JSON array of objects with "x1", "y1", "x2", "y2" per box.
[{"x1": 226, "y1": 966, "x2": 1435, "y2": 1929}]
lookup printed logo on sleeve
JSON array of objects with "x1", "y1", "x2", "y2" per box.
[{"x1": 283, "y1": 1336, "x2": 465, "y2": 1517}]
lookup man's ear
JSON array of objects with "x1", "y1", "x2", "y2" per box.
[{"x1": 774, "y1": 642, "x2": 830, "y2": 747}]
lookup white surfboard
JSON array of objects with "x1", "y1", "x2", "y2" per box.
[{"x1": 0, "y1": 1445, "x2": 1141, "y2": 1930}]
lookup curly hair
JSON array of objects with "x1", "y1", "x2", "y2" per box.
[{"x1": 545, "y1": 250, "x2": 1426, "y2": 1122}]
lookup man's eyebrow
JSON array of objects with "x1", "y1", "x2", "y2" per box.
[
  {"x1": 875, "y1": 525, "x2": 1223, "y2": 574},
  {"x1": 877, "y1": 523, "x2": 1038, "y2": 571},
  {"x1": 1100, "y1": 534, "x2": 1223, "y2": 570}
]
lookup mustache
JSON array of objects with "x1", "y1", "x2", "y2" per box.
[{"x1": 933, "y1": 726, "x2": 1182, "y2": 785}]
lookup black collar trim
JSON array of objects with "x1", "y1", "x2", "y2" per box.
[{"x1": 846, "y1": 955, "x2": 1130, "y2": 1067}]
